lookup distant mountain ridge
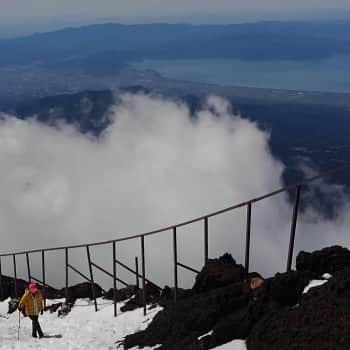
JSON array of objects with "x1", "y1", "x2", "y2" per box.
[
  {"x1": 1, "y1": 21, "x2": 350, "y2": 70},
  {"x1": 6, "y1": 87, "x2": 350, "y2": 193}
]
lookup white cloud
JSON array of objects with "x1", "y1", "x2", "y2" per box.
[{"x1": 0, "y1": 94, "x2": 349, "y2": 290}]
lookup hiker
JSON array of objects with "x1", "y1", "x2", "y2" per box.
[
  {"x1": 208, "y1": 275, "x2": 267, "y2": 347},
  {"x1": 18, "y1": 282, "x2": 45, "y2": 338}
]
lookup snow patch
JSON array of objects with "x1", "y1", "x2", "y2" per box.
[
  {"x1": 0, "y1": 298, "x2": 162, "y2": 350},
  {"x1": 322, "y1": 273, "x2": 332, "y2": 280},
  {"x1": 303, "y1": 280, "x2": 328, "y2": 294},
  {"x1": 130, "y1": 345, "x2": 162, "y2": 350},
  {"x1": 212, "y1": 339, "x2": 247, "y2": 350},
  {"x1": 198, "y1": 329, "x2": 213, "y2": 340}
]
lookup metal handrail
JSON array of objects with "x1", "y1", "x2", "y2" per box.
[
  {"x1": 0, "y1": 162, "x2": 349, "y2": 315},
  {"x1": 1, "y1": 162, "x2": 348, "y2": 258}
]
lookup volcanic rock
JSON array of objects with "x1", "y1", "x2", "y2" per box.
[
  {"x1": 104, "y1": 285, "x2": 138, "y2": 302},
  {"x1": 296, "y1": 245, "x2": 350, "y2": 275},
  {"x1": 123, "y1": 282, "x2": 249, "y2": 349},
  {"x1": 208, "y1": 270, "x2": 312, "y2": 349},
  {"x1": 7, "y1": 298, "x2": 20, "y2": 314},
  {"x1": 60, "y1": 282, "x2": 104, "y2": 303},
  {"x1": 267, "y1": 270, "x2": 316, "y2": 306},
  {"x1": 1, "y1": 274, "x2": 63, "y2": 301},
  {"x1": 248, "y1": 267, "x2": 350, "y2": 350},
  {"x1": 120, "y1": 283, "x2": 162, "y2": 312},
  {"x1": 0, "y1": 275, "x2": 28, "y2": 301},
  {"x1": 122, "y1": 265, "x2": 316, "y2": 349},
  {"x1": 193, "y1": 253, "x2": 245, "y2": 293},
  {"x1": 45, "y1": 302, "x2": 63, "y2": 313},
  {"x1": 159, "y1": 285, "x2": 193, "y2": 302}
]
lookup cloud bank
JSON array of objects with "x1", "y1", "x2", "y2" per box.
[{"x1": 0, "y1": 94, "x2": 349, "y2": 289}]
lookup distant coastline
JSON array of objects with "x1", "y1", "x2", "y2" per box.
[{"x1": 131, "y1": 55, "x2": 350, "y2": 94}]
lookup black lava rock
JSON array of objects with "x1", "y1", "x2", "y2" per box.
[
  {"x1": 104, "y1": 285, "x2": 137, "y2": 302},
  {"x1": 0, "y1": 274, "x2": 61, "y2": 301},
  {"x1": 267, "y1": 270, "x2": 316, "y2": 307},
  {"x1": 296, "y1": 245, "x2": 350, "y2": 275},
  {"x1": 60, "y1": 282, "x2": 104, "y2": 303},
  {"x1": 123, "y1": 282, "x2": 249, "y2": 350},
  {"x1": 122, "y1": 259, "x2": 316, "y2": 350},
  {"x1": 120, "y1": 283, "x2": 162, "y2": 312},
  {"x1": 193, "y1": 253, "x2": 245, "y2": 293},
  {"x1": 248, "y1": 268, "x2": 350, "y2": 350},
  {"x1": 0, "y1": 275, "x2": 29, "y2": 301}
]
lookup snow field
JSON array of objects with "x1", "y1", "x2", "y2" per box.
[
  {"x1": 1, "y1": 272, "x2": 330, "y2": 350},
  {"x1": 0, "y1": 298, "x2": 162, "y2": 350},
  {"x1": 0, "y1": 295, "x2": 247, "y2": 349}
]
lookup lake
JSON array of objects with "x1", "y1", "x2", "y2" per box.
[{"x1": 131, "y1": 55, "x2": 350, "y2": 93}]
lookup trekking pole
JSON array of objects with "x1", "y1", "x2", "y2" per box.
[{"x1": 17, "y1": 311, "x2": 21, "y2": 341}]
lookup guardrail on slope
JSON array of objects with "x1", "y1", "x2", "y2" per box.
[{"x1": 0, "y1": 163, "x2": 349, "y2": 316}]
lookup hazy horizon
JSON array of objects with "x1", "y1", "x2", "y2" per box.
[{"x1": 1, "y1": 0, "x2": 350, "y2": 38}]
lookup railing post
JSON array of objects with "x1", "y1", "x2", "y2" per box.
[
  {"x1": 245, "y1": 203, "x2": 252, "y2": 275},
  {"x1": 204, "y1": 217, "x2": 209, "y2": 265},
  {"x1": 65, "y1": 248, "x2": 69, "y2": 303},
  {"x1": 42, "y1": 251, "x2": 46, "y2": 308},
  {"x1": 0, "y1": 257, "x2": 3, "y2": 301},
  {"x1": 141, "y1": 235, "x2": 146, "y2": 316},
  {"x1": 86, "y1": 246, "x2": 98, "y2": 312},
  {"x1": 26, "y1": 252, "x2": 31, "y2": 282},
  {"x1": 173, "y1": 227, "x2": 178, "y2": 303},
  {"x1": 113, "y1": 241, "x2": 117, "y2": 317},
  {"x1": 287, "y1": 185, "x2": 301, "y2": 272},
  {"x1": 135, "y1": 257, "x2": 139, "y2": 290},
  {"x1": 13, "y1": 254, "x2": 17, "y2": 298}
]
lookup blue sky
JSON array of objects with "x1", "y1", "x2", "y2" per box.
[{"x1": 1, "y1": 0, "x2": 350, "y2": 37}]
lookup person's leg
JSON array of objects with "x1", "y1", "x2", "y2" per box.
[
  {"x1": 29, "y1": 316, "x2": 37, "y2": 338},
  {"x1": 36, "y1": 317, "x2": 44, "y2": 338},
  {"x1": 33, "y1": 316, "x2": 44, "y2": 338}
]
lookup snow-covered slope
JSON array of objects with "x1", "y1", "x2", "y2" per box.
[
  {"x1": 0, "y1": 298, "x2": 162, "y2": 350},
  {"x1": 0, "y1": 298, "x2": 246, "y2": 350},
  {"x1": 212, "y1": 340, "x2": 247, "y2": 350}
]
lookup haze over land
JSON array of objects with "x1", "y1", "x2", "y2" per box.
[
  {"x1": 0, "y1": 19, "x2": 350, "y2": 288},
  {"x1": 1, "y1": 21, "x2": 350, "y2": 102},
  {"x1": 1, "y1": 94, "x2": 350, "y2": 290},
  {"x1": 1, "y1": 6, "x2": 350, "y2": 350},
  {"x1": 1, "y1": 0, "x2": 350, "y2": 37},
  {"x1": 132, "y1": 55, "x2": 350, "y2": 93}
]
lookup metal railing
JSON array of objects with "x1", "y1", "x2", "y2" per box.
[{"x1": 0, "y1": 163, "x2": 349, "y2": 316}]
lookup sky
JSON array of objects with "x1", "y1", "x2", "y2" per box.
[
  {"x1": 1, "y1": 0, "x2": 350, "y2": 37},
  {"x1": 1, "y1": 93, "x2": 350, "y2": 289}
]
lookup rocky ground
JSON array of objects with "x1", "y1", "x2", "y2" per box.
[
  {"x1": 122, "y1": 245, "x2": 350, "y2": 350},
  {"x1": 1, "y1": 275, "x2": 104, "y2": 306},
  {"x1": 2, "y1": 245, "x2": 350, "y2": 349}
]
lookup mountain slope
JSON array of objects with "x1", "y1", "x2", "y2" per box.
[{"x1": 1, "y1": 21, "x2": 350, "y2": 69}]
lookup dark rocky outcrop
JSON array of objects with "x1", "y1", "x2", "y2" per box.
[
  {"x1": 123, "y1": 251, "x2": 327, "y2": 350},
  {"x1": 266, "y1": 270, "x2": 316, "y2": 307},
  {"x1": 122, "y1": 254, "x2": 260, "y2": 349},
  {"x1": 0, "y1": 274, "x2": 104, "y2": 304},
  {"x1": 104, "y1": 285, "x2": 138, "y2": 302},
  {"x1": 120, "y1": 283, "x2": 162, "y2": 312},
  {"x1": 0, "y1": 275, "x2": 31, "y2": 301},
  {"x1": 296, "y1": 245, "x2": 350, "y2": 275},
  {"x1": 7, "y1": 298, "x2": 20, "y2": 314},
  {"x1": 159, "y1": 285, "x2": 194, "y2": 302},
  {"x1": 123, "y1": 254, "x2": 248, "y2": 349},
  {"x1": 123, "y1": 281, "x2": 249, "y2": 350},
  {"x1": 248, "y1": 268, "x2": 350, "y2": 350},
  {"x1": 45, "y1": 302, "x2": 63, "y2": 314},
  {"x1": 59, "y1": 282, "x2": 104, "y2": 303},
  {"x1": 4, "y1": 246, "x2": 350, "y2": 350},
  {"x1": 0, "y1": 275, "x2": 60, "y2": 301},
  {"x1": 207, "y1": 270, "x2": 314, "y2": 349},
  {"x1": 193, "y1": 253, "x2": 245, "y2": 293}
]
